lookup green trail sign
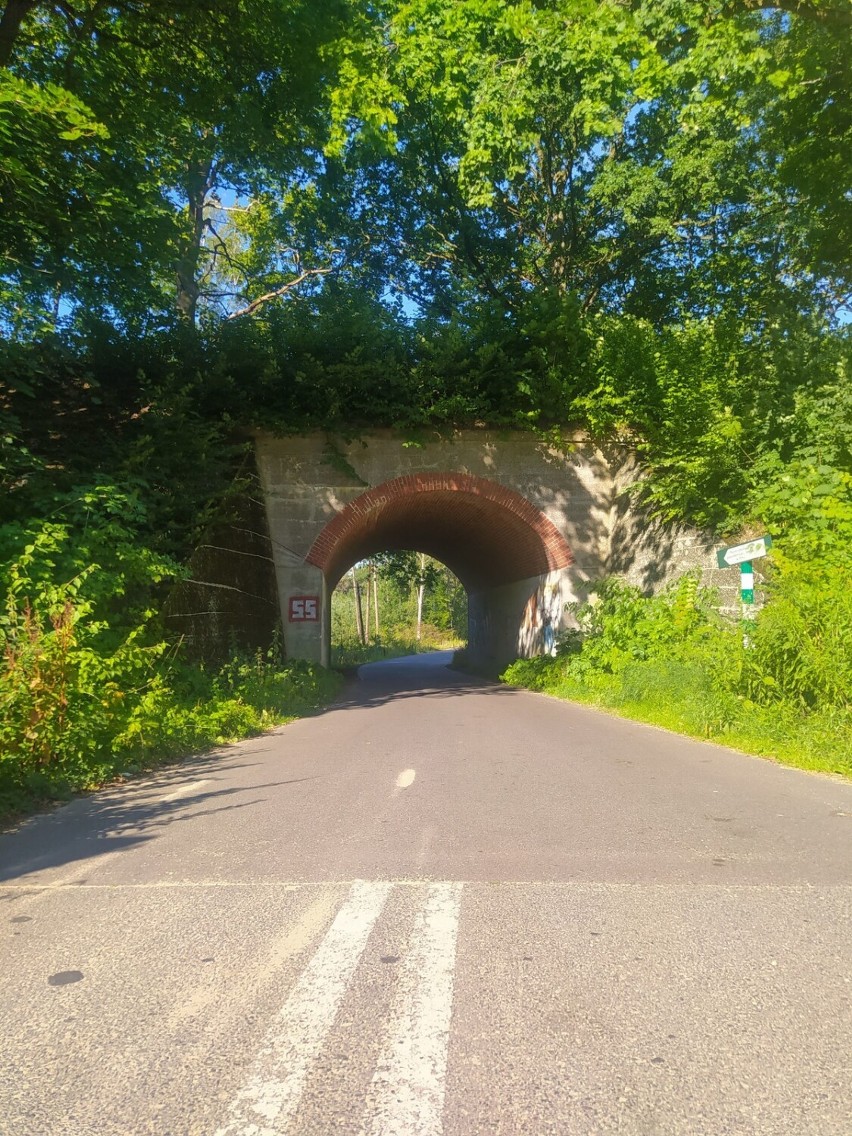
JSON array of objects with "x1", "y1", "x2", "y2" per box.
[{"x1": 716, "y1": 535, "x2": 773, "y2": 569}]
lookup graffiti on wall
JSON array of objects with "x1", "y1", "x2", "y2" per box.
[{"x1": 521, "y1": 580, "x2": 563, "y2": 657}]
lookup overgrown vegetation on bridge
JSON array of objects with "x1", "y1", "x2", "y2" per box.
[{"x1": 2, "y1": 1, "x2": 851, "y2": 812}]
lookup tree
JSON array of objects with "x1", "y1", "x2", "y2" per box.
[
  {"x1": 0, "y1": 0, "x2": 349, "y2": 330},
  {"x1": 350, "y1": 566, "x2": 366, "y2": 645},
  {"x1": 376, "y1": 551, "x2": 444, "y2": 640},
  {"x1": 327, "y1": 0, "x2": 851, "y2": 325}
]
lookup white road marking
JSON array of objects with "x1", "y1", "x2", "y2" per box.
[
  {"x1": 362, "y1": 882, "x2": 463, "y2": 1136},
  {"x1": 254, "y1": 891, "x2": 342, "y2": 987},
  {"x1": 396, "y1": 768, "x2": 416, "y2": 789},
  {"x1": 161, "y1": 779, "x2": 210, "y2": 802},
  {"x1": 215, "y1": 879, "x2": 391, "y2": 1136}
]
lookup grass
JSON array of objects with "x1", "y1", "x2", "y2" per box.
[
  {"x1": 501, "y1": 656, "x2": 852, "y2": 779},
  {"x1": 332, "y1": 628, "x2": 464, "y2": 669}
]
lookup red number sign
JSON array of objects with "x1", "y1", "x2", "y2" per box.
[{"x1": 288, "y1": 595, "x2": 319, "y2": 622}]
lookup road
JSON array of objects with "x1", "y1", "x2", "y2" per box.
[{"x1": 1, "y1": 651, "x2": 850, "y2": 1136}]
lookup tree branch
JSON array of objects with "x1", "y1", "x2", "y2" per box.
[{"x1": 225, "y1": 265, "x2": 334, "y2": 319}]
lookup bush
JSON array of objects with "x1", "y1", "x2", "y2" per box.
[
  {"x1": 0, "y1": 529, "x2": 342, "y2": 818},
  {"x1": 744, "y1": 557, "x2": 852, "y2": 712},
  {"x1": 502, "y1": 566, "x2": 852, "y2": 778}
]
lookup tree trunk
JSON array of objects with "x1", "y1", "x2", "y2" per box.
[
  {"x1": 176, "y1": 157, "x2": 214, "y2": 322},
  {"x1": 0, "y1": 0, "x2": 38, "y2": 67},
  {"x1": 351, "y1": 567, "x2": 365, "y2": 646},
  {"x1": 372, "y1": 565, "x2": 380, "y2": 638},
  {"x1": 416, "y1": 586, "x2": 425, "y2": 641},
  {"x1": 415, "y1": 552, "x2": 428, "y2": 642},
  {"x1": 364, "y1": 567, "x2": 371, "y2": 645}
]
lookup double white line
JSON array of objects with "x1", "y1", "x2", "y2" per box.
[{"x1": 215, "y1": 880, "x2": 463, "y2": 1136}]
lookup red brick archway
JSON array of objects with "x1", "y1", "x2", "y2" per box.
[{"x1": 305, "y1": 473, "x2": 573, "y2": 589}]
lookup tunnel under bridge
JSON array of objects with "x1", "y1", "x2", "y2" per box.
[{"x1": 252, "y1": 430, "x2": 716, "y2": 671}]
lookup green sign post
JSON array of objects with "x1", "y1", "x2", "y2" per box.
[
  {"x1": 739, "y1": 561, "x2": 754, "y2": 606},
  {"x1": 715, "y1": 535, "x2": 772, "y2": 643},
  {"x1": 715, "y1": 534, "x2": 773, "y2": 569}
]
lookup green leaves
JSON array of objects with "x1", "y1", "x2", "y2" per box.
[
  {"x1": 326, "y1": 0, "x2": 850, "y2": 327},
  {"x1": 0, "y1": 0, "x2": 350, "y2": 327}
]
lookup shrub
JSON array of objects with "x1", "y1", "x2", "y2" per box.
[
  {"x1": 0, "y1": 529, "x2": 341, "y2": 817},
  {"x1": 502, "y1": 565, "x2": 851, "y2": 777},
  {"x1": 743, "y1": 557, "x2": 852, "y2": 711}
]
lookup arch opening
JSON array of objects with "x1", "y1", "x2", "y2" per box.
[
  {"x1": 307, "y1": 473, "x2": 573, "y2": 591},
  {"x1": 331, "y1": 553, "x2": 467, "y2": 666},
  {"x1": 307, "y1": 474, "x2": 573, "y2": 670}
]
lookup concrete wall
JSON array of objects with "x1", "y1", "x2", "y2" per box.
[
  {"x1": 608, "y1": 452, "x2": 741, "y2": 612},
  {"x1": 254, "y1": 428, "x2": 732, "y2": 670}
]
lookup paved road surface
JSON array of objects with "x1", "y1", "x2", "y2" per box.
[{"x1": 2, "y1": 652, "x2": 850, "y2": 1135}]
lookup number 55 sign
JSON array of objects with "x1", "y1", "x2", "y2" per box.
[{"x1": 288, "y1": 595, "x2": 319, "y2": 622}]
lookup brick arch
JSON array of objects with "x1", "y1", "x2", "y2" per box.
[{"x1": 306, "y1": 473, "x2": 573, "y2": 590}]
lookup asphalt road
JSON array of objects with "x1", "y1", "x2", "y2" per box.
[{"x1": 2, "y1": 652, "x2": 850, "y2": 1136}]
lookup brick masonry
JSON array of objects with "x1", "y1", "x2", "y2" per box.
[{"x1": 304, "y1": 473, "x2": 574, "y2": 588}]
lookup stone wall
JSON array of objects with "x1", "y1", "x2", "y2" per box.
[{"x1": 161, "y1": 464, "x2": 280, "y2": 661}]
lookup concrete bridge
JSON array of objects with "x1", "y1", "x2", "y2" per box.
[{"x1": 244, "y1": 429, "x2": 715, "y2": 670}]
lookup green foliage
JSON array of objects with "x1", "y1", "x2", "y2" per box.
[
  {"x1": 0, "y1": 596, "x2": 341, "y2": 821},
  {"x1": 0, "y1": 516, "x2": 341, "y2": 819},
  {"x1": 1, "y1": 0, "x2": 348, "y2": 327},
  {"x1": 332, "y1": 555, "x2": 467, "y2": 655},
  {"x1": 571, "y1": 314, "x2": 852, "y2": 533},
  {"x1": 4, "y1": 0, "x2": 847, "y2": 333},
  {"x1": 743, "y1": 558, "x2": 852, "y2": 712},
  {"x1": 0, "y1": 72, "x2": 108, "y2": 333},
  {"x1": 0, "y1": 485, "x2": 182, "y2": 634},
  {"x1": 2, "y1": 0, "x2": 850, "y2": 805},
  {"x1": 503, "y1": 567, "x2": 852, "y2": 777},
  {"x1": 331, "y1": 0, "x2": 851, "y2": 324},
  {"x1": 560, "y1": 574, "x2": 708, "y2": 678},
  {"x1": 1, "y1": 576, "x2": 166, "y2": 796},
  {"x1": 745, "y1": 370, "x2": 852, "y2": 565}
]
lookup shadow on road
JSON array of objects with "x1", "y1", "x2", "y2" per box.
[
  {"x1": 324, "y1": 650, "x2": 520, "y2": 713},
  {"x1": 0, "y1": 764, "x2": 318, "y2": 885},
  {"x1": 0, "y1": 653, "x2": 515, "y2": 885}
]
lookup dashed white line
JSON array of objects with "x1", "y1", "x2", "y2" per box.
[
  {"x1": 362, "y1": 882, "x2": 463, "y2": 1136},
  {"x1": 214, "y1": 879, "x2": 391, "y2": 1136},
  {"x1": 396, "y1": 768, "x2": 416, "y2": 789},
  {"x1": 160, "y1": 778, "x2": 210, "y2": 802}
]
